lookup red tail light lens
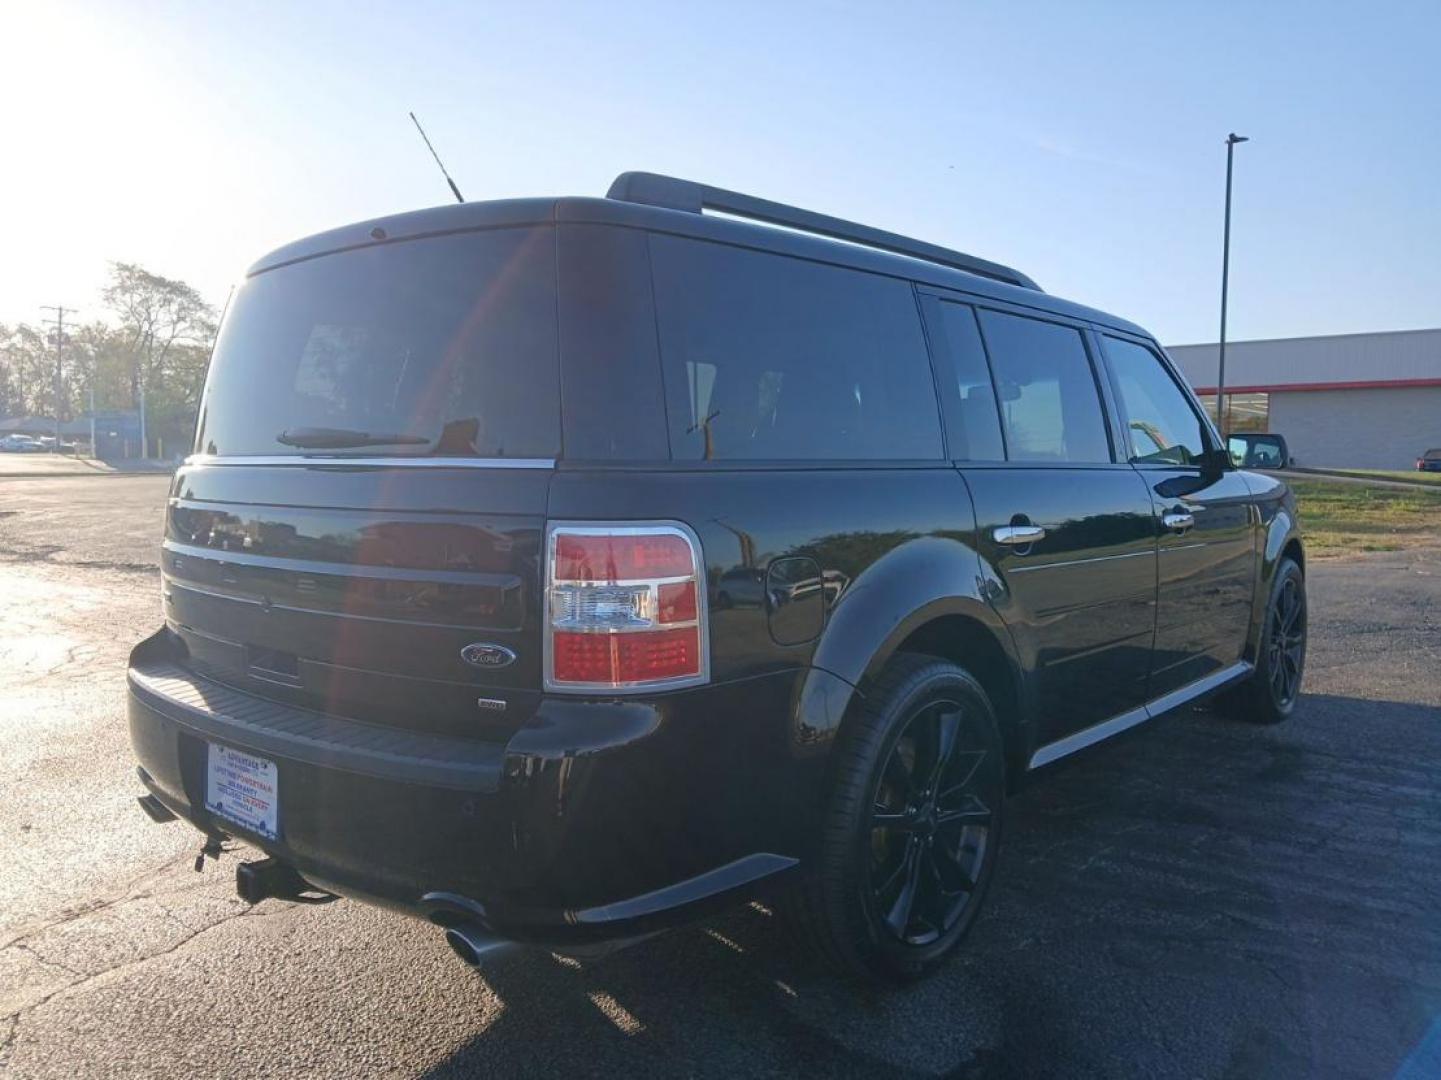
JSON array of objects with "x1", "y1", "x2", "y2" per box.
[
  {"x1": 554, "y1": 532, "x2": 694, "y2": 582},
  {"x1": 546, "y1": 524, "x2": 708, "y2": 691}
]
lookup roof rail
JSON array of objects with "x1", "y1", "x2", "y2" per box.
[{"x1": 606, "y1": 171, "x2": 1041, "y2": 292}]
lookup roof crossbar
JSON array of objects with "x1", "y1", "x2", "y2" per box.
[{"x1": 606, "y1": 171, "x2": 1041, "y2": 291}]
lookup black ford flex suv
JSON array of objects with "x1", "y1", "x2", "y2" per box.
[{"x1": 128, "y1": 173, "x2": 1307, "y2": 982}]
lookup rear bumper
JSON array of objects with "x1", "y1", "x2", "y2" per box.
[{"x1": 127, "y1": 630, "x2": 814, "y2": 945}]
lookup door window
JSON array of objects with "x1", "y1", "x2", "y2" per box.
[
  {"x1": 975, "y1": 310, "x2": 1111, "y2": 463},
  {"x1": 1104, "y1": 337, "x2": 1209, "y2": 466}
]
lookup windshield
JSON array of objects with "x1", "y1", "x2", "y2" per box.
[{"x1": 194, "y1": 227, "x2": 558, "y2": 458}]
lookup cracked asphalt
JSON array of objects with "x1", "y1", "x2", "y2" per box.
[{"x1": 2, "y1": 474, "x2": 1439, "y2": 1079}]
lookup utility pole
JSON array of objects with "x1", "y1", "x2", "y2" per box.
[
  {"x1": 1216, "y1": 133, "x2": 1248, "y2": 439},
  {"x1": 40, "y1": 305, "x2": 72, "y2": 449}
]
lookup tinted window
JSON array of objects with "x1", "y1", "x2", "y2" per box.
[
  {"x1": 1104, "y1": 336, "x2": 1208, "y2": 466},
  {"x1": 935, "y1": 301, "x2": 1005, "y2": 461},
  {"x1": 650, "y1": 236, "x2": 943, "y2": 461},
  {"x1": 196, "y1": 228, "x2": 558, "y2": 458},
  {"x1": 976, "y1": 310, "x2": 1111, "y2": 463}
]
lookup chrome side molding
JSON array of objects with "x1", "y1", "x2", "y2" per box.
[{"x1": 1027, "y1": 660, "x2": 1253, "y2": 769}]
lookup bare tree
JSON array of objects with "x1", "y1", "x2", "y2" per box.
[{"x1": 103, "y1": 262, "x2": 217, "y2": 453}]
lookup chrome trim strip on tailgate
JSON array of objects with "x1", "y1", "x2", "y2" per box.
[
  {"x1": 183, "y1": 455, "x2": 555, "y2": 469},
  {"x1": 162, "y1": 539, "x2": 522, "y2": 589}
]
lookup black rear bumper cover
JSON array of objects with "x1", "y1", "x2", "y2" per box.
[{"x1": 128, "y1": 630, "x2": 805, "y2": 945}]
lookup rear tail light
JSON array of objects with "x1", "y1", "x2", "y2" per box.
[{"x1": 545, "y1": 523, "x2": 708, "y2": 692}]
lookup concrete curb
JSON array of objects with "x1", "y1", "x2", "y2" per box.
[{"x1": 1276, "y1": 467, "x2": 1441, "y2": 490}]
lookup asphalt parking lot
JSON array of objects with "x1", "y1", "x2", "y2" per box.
[{"x1": 2, "y1": 474, "x2": 1439, "y2": 1079}]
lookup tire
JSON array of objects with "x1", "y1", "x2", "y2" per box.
[
  {"x1": 1222, "y1": 557, "x2": 1307, "y2": 724},
  {"x1": 783, "y1": 653, "x2": 1006, "y2": 983}
]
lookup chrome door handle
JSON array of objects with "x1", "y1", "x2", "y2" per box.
[
  {"x1": 1162, "y1": 512, "x2": 1194, "y2": 533},
  {"x1": 993, "y1": 524, "x2": 1047, "y2": 546}
]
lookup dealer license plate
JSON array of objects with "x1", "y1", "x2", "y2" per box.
[{"x1": 205, "y1": 743, "x2": 279, "y2": 841}]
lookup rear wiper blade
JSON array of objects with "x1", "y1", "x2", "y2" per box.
[{"x1": 276, "y1": 427, "x2": 431, "y2": 449}]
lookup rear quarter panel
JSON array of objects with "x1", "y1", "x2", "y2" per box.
[{"x1": 544, "y1": 465, "x2": 993, "y2": 853}]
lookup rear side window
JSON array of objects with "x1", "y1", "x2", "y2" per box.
[
  {"x1": 649, "y1": 236, "x2": 943, "y2": 461},
  {"x1": 976, "y1": 310, "x2": 1111, "y2": 463},
  {"x1": 933, "y1": 301, "x2": 1005, "y2": 461},
  {"x1": 196, "y1": 227, "x2": 558, "y2": 458},
  {"x1": 1104, "y1": 336, "x2": 1208, "y2": 466}
]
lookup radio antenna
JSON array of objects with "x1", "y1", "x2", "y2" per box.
[{"x1": 408, "y1": 111, "x2": 465, "y2": 203}]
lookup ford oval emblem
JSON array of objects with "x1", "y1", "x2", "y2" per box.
[{"x1": 460, "y1": 642, "x2": 517, "y2": 669}]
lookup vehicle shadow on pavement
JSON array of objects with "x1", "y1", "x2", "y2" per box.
[{"x1": 421, "y1": 695, "x2": 1441, "y2": 1079}]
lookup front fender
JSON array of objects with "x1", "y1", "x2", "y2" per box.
[
  {"x1": 1242, "y1": 470, "x2": 1303, "y2": 661},
  {"x1": 791, "y1": 535, "x2": 1025, "y2": 755}
]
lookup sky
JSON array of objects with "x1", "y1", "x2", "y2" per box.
[{"x1": 1, "y1": 0, "x2": 1437, "y2": 346}]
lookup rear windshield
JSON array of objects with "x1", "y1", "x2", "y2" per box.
[
  {"x1": 195, "y1": 227, "x2": 558, "y2": 459},
  {"x1": 1426, "y1": 449, "x2": 1441, "y2": 460}
]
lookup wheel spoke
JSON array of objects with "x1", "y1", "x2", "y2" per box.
[
  {"x1": 929, "y1": 842, "x2": 977, "y2": 895},
  {"x1": 872, "y1": 809, "x2": 915, "y2": 831},
  {"x1": 883, "y1": 751, "x2": 917, "y2": 804},
  {"x1": 936, "y1": 792, "x2": 991, "y2": 829},
  {"x1": 885, "y1": 841, "x2": 924, "y2": 936},
  {"x1": 938, "y1": 748, "x2": 988, "y2": 802},
  {"x1": 875, "y1": 845, "x2": 911, "y2": 897},
  {"x1": 924, "y1": 708, "x2": 962, "y2": 796}
]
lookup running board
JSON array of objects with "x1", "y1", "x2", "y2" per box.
[{"x1": 1028, "y1": 661, "x2": 1253, "y2": 769}]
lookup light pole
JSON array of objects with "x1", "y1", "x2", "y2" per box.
[
  {"x1": 1216, "y1": 132, "x2": 1248, "y2": 438},
  {"x1": 41, "y1": 305, "x2": 72, "y2": 450}
]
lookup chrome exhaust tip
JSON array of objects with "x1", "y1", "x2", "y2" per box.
[{"x1": 444, "y1": 923, "x2": 511, "y2": 967}]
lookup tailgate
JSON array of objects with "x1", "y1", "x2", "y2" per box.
[{"x1": 162, "y1": 461, "x2": 550, "y2": 739}]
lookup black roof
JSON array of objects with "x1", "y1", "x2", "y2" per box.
[{"x1": 247, "y1": 175, "x2": 1149, "y2": 339}]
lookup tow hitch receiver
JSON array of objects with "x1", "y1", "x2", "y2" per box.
[{"x1": 236, "y1": 857, "x2": 337, "y2": 906}]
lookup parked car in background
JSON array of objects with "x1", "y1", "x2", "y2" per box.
[
  {"x1": 1417, "y1": 449, "x2": 1441, "y2": 472},
  {"x1": 1227, "y1": 432, "x2": 1291, "y2": 469},
  {"x1": 0, "y1": 434, "x2": 44, "y2": 453},
  {"x1": 127, "y1": 172, "x2": 1309, "y2": 984}
]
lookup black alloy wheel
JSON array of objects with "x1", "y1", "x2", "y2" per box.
[
  {"x1": 1222, "y1": 556, "x2": 1307, "y2": 724},
  {"x1": 1267, "y1": 571, "x2": 1306, "y2": 710},
  {"x1": 867, "y1": 698, "x2": 995, "y2": 946},
  {"x1": 784, "y1": 653, "x2": 1006, "y2": 982}
]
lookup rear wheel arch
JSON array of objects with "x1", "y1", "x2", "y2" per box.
[
  {"x1": 883, "y1": 615, "x2": 1028, "y2": 790},
  {"x1": 796, "y1": 537, "x2": 1027, "y2": 782}
]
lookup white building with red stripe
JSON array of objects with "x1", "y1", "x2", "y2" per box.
[{"x1": 1165, "y1": 327, "x2": 1441, "y2": 470}]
